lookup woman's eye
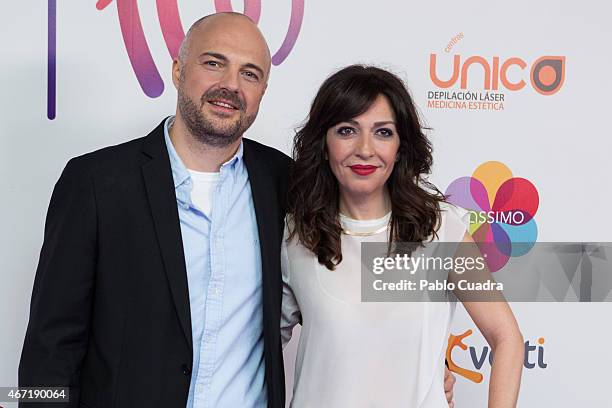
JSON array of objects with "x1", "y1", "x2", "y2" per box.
[
  {"x1": 337, "y1": 126, "x2": 356, "y2": 135},
  {"x1": 376, "y1": 128, "x2": 394, "y2": 137}
]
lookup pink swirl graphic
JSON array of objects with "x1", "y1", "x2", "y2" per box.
[
  {"x1": 213, "y1": 0, "x2": 303, "y2": 65},
  {"x1": 100, "y1": 0, "x2": 303, "y2": 96},
  {"x1": 47, "y1": 1, "x2": 304, "y2": 118},
  {"x1": 47, "y1": 0, "x2": 56, "y2": 119},
  {"x1": 157, "y1": 0, "x2": 185, "y2": 59},
  {"x1": 271, "y1": 0, "x2": 304, "y2": 65},
  {"x1": 97, "y1": 0, "x2": 165, "y2": 98}
]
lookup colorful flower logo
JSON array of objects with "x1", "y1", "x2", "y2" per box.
[{"x1": 445, "y1": 161, "x2": 539, "y2": 272}]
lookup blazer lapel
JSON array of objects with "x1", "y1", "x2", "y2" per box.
[
  {"x1": 242, "y1": 138, "x2": 281, "y2": 337},
  {"x1": 243, "y1": 139, "x2": 285, "y2": 407},
  {"x1": 141, "y1": 122, "x2": 193, "y2": 353}
]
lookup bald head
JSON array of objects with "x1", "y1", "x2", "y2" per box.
[{"x1": 177, "y1": 12, "x2": 271, "y2": 79}]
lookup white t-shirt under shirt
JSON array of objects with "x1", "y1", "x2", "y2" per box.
[
  {"x1": 281, "y1": 203, "x2": 469, "y2": 408},
  {"x1": 187, "y1": 169, "x2": 220, "y2": 217}
]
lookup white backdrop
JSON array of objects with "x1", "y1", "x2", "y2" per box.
[{"x1": 1, "y1": 1, "x2": 611, "y2": 406}]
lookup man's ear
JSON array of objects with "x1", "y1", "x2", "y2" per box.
[{"x1": 172, "y1": 59, "x2": 181, "y2": 90}]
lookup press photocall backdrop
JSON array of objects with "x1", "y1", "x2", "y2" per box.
[{"x1": 1, "y1": 1, "x2": 610, "y2": 407}]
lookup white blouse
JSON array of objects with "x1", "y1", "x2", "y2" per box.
[{"x1": 281, "y1": 203, "x2": 469, "y2": 408}]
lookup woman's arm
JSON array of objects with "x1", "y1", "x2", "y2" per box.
[
  {"x1": 280, "y1": 237, "x2": 302, "y2": 348},
  {"x1": 450, "y1": 232, "x2": 524, "y2": 408}
]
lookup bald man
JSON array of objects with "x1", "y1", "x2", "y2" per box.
[{"x1": 19, "y1": 13, "x2": 289, "y2": 408}]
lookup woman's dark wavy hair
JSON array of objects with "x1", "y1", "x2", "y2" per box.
[{"x1": 287, "y1": 65, "x2": 446, "y2": 270}]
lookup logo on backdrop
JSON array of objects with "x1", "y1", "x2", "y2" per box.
[
  {"x1": 447, "y1": 329, "x2": 547, "y2": 383},
  {"x1": 445, "y1": 161, "x2": 539, "y2": 272},
  {"x1": 46, "y1": 0, "x2": 305, "y2": 119},
  {"x1": 426, "y1": 35, "x2": 566, "y2": 111}
]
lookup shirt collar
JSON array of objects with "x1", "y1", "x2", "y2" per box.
[{"x1": 163, "y1": 116, "x2": 244, "y2": 190}]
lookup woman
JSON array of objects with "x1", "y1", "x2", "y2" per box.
[{"x1": 281, "y1": 65, "x2": 524, "y2": 407}]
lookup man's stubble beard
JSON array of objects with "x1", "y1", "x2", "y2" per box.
[{"x1": 177, "y1": 85, "x2": 257, "y2": 148}]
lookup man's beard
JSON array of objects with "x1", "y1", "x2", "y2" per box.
[{"x1": 177, "y1": 87, "x2": 256, "y2": 148}]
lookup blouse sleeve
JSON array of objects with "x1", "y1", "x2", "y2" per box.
[
  {"x1": 280, "y1": 232, "x2": 302, "y2": 349},
  {"x1": 439, "y1": 202, "x2": 471, "y2": 241}
]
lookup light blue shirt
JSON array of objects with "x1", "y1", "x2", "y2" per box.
[{"x1": 164, "y1": 118, "x2": 267, "y2": 408}]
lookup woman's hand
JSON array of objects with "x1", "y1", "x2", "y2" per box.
[{"x1": 444, "y1": 366, "x2": 456, "y2": 407}]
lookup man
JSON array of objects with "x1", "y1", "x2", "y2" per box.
[{"x1": 20, "y1": 11, "x2": 455, "y2": 408}]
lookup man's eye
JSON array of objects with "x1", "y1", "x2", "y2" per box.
[
  {"x1": 242, "y1": 71, "x2": 259, "y2": 81},
  {"x1": 337, "y1": 126, "x2": 356, "y2": 135},
  {"x1": 205, "y1": 61, "x2": 220, "y2": 67}
]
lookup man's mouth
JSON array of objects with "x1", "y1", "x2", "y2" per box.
[{"x1": 208, "y1": 99, "x2": 239, "y2": 110}]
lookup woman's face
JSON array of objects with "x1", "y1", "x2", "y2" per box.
[{"x1": 325, "y1": 94, "x2": 401, "y2": 201}]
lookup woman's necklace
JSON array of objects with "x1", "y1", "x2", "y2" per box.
[{"x1": 341, "y1": 224, "x2": 389, "y2": 237}]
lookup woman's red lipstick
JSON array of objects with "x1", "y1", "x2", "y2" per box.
[{"x1": 349, "y1": 165, "x2": 377, "y2": 175}]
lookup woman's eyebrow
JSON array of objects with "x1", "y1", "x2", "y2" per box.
[{"x1": 373, "y1": 121, "x2": 396, "y2": 127}]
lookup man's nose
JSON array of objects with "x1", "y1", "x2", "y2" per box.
[{"x1": 218, "y1": 68, "x2": 241, "y2": 93}]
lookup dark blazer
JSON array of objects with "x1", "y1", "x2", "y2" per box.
[{"x1": 19, "y1": 120, "x2": 291, "y2": 408}]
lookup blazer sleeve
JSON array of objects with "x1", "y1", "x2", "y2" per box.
[{"x1": 19, "y1": 157, "x2": 97, "y2": 406}]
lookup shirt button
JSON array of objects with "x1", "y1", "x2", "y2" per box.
[
  {"x1": 214, "y1": 287, "x2": 221, "y2": 295},
  {"x1": 181, "y1": 364, "x2": 191, "y2": 376}
]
